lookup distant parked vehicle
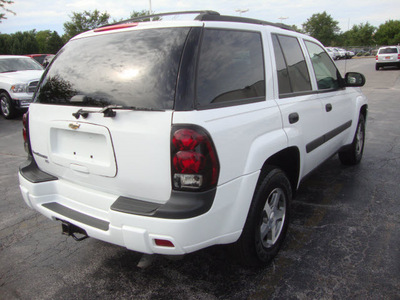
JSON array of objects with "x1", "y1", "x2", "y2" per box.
[
  {"x1": 0, "y1": 55, "x2": 44, "y2": 119},
  {"x1": 25, "y1": 54, "x2": 54, "y2": 66},
  {"x1": 326, "y1": 47, "x2": 339, "y2": 60},
  {"x1": 335, "y1": 48, "x2": 347, "y2": 59},
  {"x1": 345, "y1": 50, "x2": 355, "y2": 59},
  {"x1": 376, "y1": 46, "x2": 400, "y2": 70},
  {"x1": 42, "y1": 55, "x2": 55, "y2": 68},
  {"x1": 326, "y1": 47, "x2": 338, "y2": 60}
]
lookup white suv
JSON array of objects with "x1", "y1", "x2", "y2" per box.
[
  {"x1": 19, "y1": 11, "x2": 368, "y2": 267},
  {"x1": 376, "y1": 46, "x2": 400, "y2": 70}
]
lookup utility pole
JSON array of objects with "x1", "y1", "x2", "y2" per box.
[
  {"x1": 278, "y1": 16, "x2": 288, "y2": 23},
  {"x1": 235, "y1": 9, "x2": 249, "y2": 17}
]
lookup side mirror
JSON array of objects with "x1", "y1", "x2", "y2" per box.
[{"x1": 345, "y1": 72, "x2": 366, "y2": 87}]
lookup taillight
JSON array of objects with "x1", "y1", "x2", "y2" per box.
[
  {"x1": 22, "y1": 112, "x2": 31, "y2": 154},
  {"x1": 171, "y1": 125, "x2": 219, "y2": 191},
  {"x1": 398, "y1": 54, "x2": 400, "y2": 60},
  {"x1": 376, "y1": 55, "x2": 378, "y2": 61}
]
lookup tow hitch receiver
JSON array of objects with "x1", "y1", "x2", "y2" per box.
[{"x1": 60, "y1": 220, "x2": 89, "y2": 241}]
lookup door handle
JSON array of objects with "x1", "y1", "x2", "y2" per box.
[
  {"x1": 289, "y1": 113, "x2": 299, "y2": 124},
  {"x1": 326, "y1": 103, "x2": 332, "y2": 112}
]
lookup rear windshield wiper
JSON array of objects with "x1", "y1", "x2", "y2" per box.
[{"x1": 72, "y1": 105, "x2": 165, "y2": 119}]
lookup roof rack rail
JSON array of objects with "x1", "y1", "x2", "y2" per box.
[
  {"x1": 112, "y1": 10, "x2": 220, "y2": 25},
  {"x1": 196, "y1": 14, "x2": 293, "y2": 31},
  {"x1": 104, "y1": 10, "x2": 293, "y2": 32}
]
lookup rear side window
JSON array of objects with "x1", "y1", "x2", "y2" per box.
[
  {"x1": 272, "y1": 34, "x2": 311, "y2": 97},
  {"x1": 196, "y1": 29, "x2": 265, "y2": 108},
  {"x1": 305, "y1": 41, "x2": 341, "y2": 90},
  {"x1": 35, "y1": 28, "x2": 190, "y2": 109}
]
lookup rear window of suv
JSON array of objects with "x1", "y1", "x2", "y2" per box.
[
  {"x1": 379, "y1": 48, "x2": 398, "y2": 54},
  {"x1": 35, "y1": 28, "x2": 190, "y2": 109}
]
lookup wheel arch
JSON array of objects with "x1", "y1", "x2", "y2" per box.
[
  {"x1": 0, "y1": 89, "x2": 10, "y2": 96},
  {"x1": 360, "y1": 104, "x2": 368, "y2": 120},
  {"x1": 258, "y1": 146, "x2": 300, "y2": 194}
]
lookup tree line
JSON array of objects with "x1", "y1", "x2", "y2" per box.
[
  {"x1": 0, "y1": 9, "x2": 399, "y2": 56},
  {"x1": 301, "y1": 11, "x2": 400, "y2": 47}
]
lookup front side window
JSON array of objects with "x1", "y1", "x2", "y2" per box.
[
  {"x1": 272, "y1": 34, "x2": 311, "y2": 97},
  {"x1": 35, "y1": 28, "x2": 190, "y2": 109},
  {"x1": 196, "y1": 29, "x2": 265, "y2": 107},
  {"x1": 305, "y1": 41, "x2": 341, "y2": 90}
]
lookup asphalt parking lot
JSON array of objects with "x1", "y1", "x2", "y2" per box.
[{"x1": 0, "y1": 58, "x2": 399, "y2": 299}]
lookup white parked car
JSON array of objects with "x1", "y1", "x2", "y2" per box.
[
  {"x1": 0, "y1": 56, "x2": 44, "y2": 119},
  {"x1": 346, "y1": 50, "x2": 355, "y2": 59},
  {"x1": 19, "y1": 11, "x2": 368, "y2": 267},
  {"x1": 325, "y1": 47, "x2": 338, "y2": 60},
  {"x1": 335, "y1": 48, "x2": 347, "y2": 59},
  {"x1": 376, "y1": 46, "x2": 400, "y2": 70}
]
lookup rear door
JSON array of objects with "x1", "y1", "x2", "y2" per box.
[
  {"x1": 29, "y1": 26, "x2": 191, "y2": 203},
  {"x1": 270, "y1": 33, "x2": 328, "y2": 177}
]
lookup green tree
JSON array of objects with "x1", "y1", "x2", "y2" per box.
[
  {"x1": 129, "y1": 9, "x2": 160, "y2": 22},
  {"x1": 302, "y1": 12, "x2": 340, "y2": 46},
  {"x1": 10, "y1": 30, "x2": 38, "y2": 54},
  {"x1": 287, "y1": 24, "x2": 302, "y2": 33},
  {"x1": 0, "y1": 33, "x2": 12, "y2": 53},
  {"x1": 0, "y1": 0, "x2": 15, "y2": 22},
  {"x1": 374, "y1": 20, "x2": 400, "y2": 45},
  {"x1": 337, "y1": 22, "x2": 376, "y2": 47},
  {"x1": 46, "y1": 31, "x2": 64, "y2": 53},
  {"x1": 63, "y1": 10, "x2": 110, "y2": 41},
  {"x1": 36, "y1": 30, "x2": 52, "y2": 53}
]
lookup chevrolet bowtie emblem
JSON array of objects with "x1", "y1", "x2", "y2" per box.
[{"x1": 69, "y1": 123, "x2": 81, "y2": 130}]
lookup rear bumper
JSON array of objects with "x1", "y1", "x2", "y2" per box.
[
  {"x1": 376, "y1": 61, "x2": 400, "y2": 67},
  {"x1": 19, "y1": 159, "x2": 258, "y2": 255}
]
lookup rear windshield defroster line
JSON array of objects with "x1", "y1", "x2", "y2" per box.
[{"x1": 34, "y1": 27, "x2": 191, "y2": 110}]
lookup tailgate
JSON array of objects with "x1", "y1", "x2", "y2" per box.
[{"x1": 28, "y1": 103, "x2": 173, "y2": 203}]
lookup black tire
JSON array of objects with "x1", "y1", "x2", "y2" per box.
[
  {"x1": 0, "y1": 92, "x2": 16, "y2": 119},
  {"x1": 339, "y1": 114, "x2": 365, "y2": 165},
  {"x1": 232, "y1": 167, "x2": 292, "y2": 267},
  {"x1": 375, "y1": 64, "x2": 380, "y2": 71}
]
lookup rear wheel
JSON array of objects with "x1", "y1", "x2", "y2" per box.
[
  {"x1": 232, "y1": 167, "x2": 291, "y2": 267},
  {"x1": 375, "y1": 64, "x2": 380, "y2": 71},
  {"x1": 0, "y1": 92, "x2": 16, "y2": 119},
  {"x1": 339, "y1": 114, "x2": 365, "y2": 165}
]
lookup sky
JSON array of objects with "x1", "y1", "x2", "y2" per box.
[{"x1": 0, "y1": 0, "x2": 399, "y2": 35}]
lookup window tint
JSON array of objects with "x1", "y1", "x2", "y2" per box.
[
  {"x1": 272, "y1": 34, "x2": 311, "y2": 96},
  {"x1": 379, "y1": 48, "x2": 398, "y2": 54},
  {"x1": 272, "y1": 35, "x2": 291, "y2": 94},
  {"x1": 35, "y1": 28, "x2": 190, "y2": 109},
  {"x1": 196, "y1": 29, "x2": 265, "y2": 107},
  {"x1": 305, "y1": 41, "x2": 340, "y2": 90}
]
